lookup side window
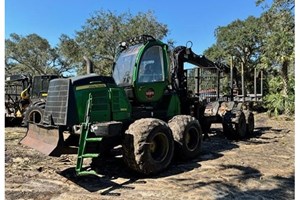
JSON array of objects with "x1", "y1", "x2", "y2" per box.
[{"x1": 138, "y1": 46, "x2": 164, "y2": 83}]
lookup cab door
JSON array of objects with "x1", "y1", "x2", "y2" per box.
[{"x1": 134, "y1": 44, "x2": 168, "y2": 103}]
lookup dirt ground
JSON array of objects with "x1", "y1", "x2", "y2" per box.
[{"x1": 5, "y1": 113, "x2": 295, "y2": 200}]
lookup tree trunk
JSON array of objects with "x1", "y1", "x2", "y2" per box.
[{"x1": 281, "y1": 59, "x2": 290, "y2": 115}]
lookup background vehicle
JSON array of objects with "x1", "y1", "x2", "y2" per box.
[
  {"x1": 21, "y1": 35, "x2": 262, "y2": 175},
  {"x1": 5, "y1": 74, "x2": 59, "y2": 126}
]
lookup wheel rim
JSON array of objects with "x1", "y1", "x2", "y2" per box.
[
  {"x1": 149, "y1": 132, "x2": 169, "y2": 162},
  {"x1": 185, "y1": 127, "x2": 200, "y2": 151},
  {"x1": 29, "y1": 111, "x2": 42, "y2": 123}
]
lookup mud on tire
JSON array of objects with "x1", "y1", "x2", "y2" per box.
[
  {"x1": 234, "y1": 111, "x2": 247, "y2": 139},
  {"x1": 222, "y1": 111, "x2": 247, "y2": 140},
  {"x1": 168, "y1": 115, "x2": 202, "y2": 160},
  {"x1": 244, "y1": 110, "x2": 254, "y2": 136},
  {"x1": 122, "y1": 118, "x2": 174, "y2": 175},
  {"x1": 222, "y1": 111, "x2": 235, "y2": 139}
]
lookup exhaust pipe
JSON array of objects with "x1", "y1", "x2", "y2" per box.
[{"x1": 83, "y1": 56, "x2": 94, "y2": 74}]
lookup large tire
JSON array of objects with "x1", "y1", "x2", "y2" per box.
[
  {"x1": 222, "y1": 112, "x2": 235, "y2": 139},
  {"x1": 222, "y1": 111, "x2": 247, "y2": 140},
  {"x1": 22, "y1": 100, "x2": 45, "y2": 126},
  {"x1": 168, "y1": 115, "x2": 202, "y2": 160},
  {"x1": 122, "y1": 118, "x2": 174, "y2": 175},
  {"x1": 244, "y1": 110, "x2": 254, "y2": 136},
  {"x1": 234, "y1": 111, "x2": 247, "y2": 139}
]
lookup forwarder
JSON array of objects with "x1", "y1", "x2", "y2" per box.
[{"x1": 21, "y1": 35, "x2": 259, "y2": 175}]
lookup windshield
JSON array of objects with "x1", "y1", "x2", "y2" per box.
[{"x1": 113, "y1": 44, "x2": 142, "y2": 85}]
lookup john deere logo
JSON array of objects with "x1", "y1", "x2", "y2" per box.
[{"x1": 145, "y1": 88, "x2": 155, "y2": 99}]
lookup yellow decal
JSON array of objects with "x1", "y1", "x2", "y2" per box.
[
  {"x1": 41, "y1": 93, "x2": 48, "y2": 97},
  {"x1": 76, "y1": 84, "x2": 106, "y2": 90},
  {"x1": 16, "y1": 110, "x2": 22, "y2": 117}
]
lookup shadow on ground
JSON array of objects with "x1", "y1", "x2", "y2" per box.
[
  {"x1": 58, "y1": 124, "x2": 282, "y2": 196},
  {"x1": 214, "y1": 170, "x2": 295, "y2": 199},
  {"x1": 168, "y1": 163, "x2": 294, "y2": 199},
  {"x1": 58, "y1": 134, "x2": 238, "y2": 195},
  {"x1": 59, "y1": 166, "x2": 144, "y2": 196}
]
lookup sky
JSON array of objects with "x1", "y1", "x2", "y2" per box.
[{"x1": 5, "y1": 0, "x2": 269, "y2": 55}]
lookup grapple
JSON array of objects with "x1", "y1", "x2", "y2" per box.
[{"x1": 20, "y1": 123, "x2": 77, "y2": 156}]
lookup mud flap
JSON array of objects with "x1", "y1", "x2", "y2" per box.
[{"x1": 20, "y1": 123, "x2": 68, "y2": 157}]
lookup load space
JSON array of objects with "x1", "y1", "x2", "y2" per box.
[{"x1": 20, "y1": 35, "x2": 261, "y2": 175}]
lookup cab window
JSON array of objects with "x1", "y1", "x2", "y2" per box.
[
  {"x1": 113, "y1": 44, "x2": 141, "y2": 85},
  {"x1": 138, "y1": 46, "x2": 164, "y2": 83}
]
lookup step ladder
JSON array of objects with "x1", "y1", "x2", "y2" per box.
[{"x1": 75, "y1": 93, "x2": 103, "y2": 176}]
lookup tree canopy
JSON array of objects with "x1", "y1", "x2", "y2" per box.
[
  {"x1": 258, "y1": 0, "x2": 294, "y2": 115},
  {"x1": 5, "y1": 33, "x2": 73, "y2": 76},
  {"x1": 58, "y1": 10, "x2": 169, "y2": 75},
  {"x1": 5, "y1": 10, "x2": 169, "y2": 76},
  {"x1": 204, "y1": 0, "x2": 294, "y2": 115},
  {"x1": 204, "y1": 16, "x2": 263, "y2": 94}
]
